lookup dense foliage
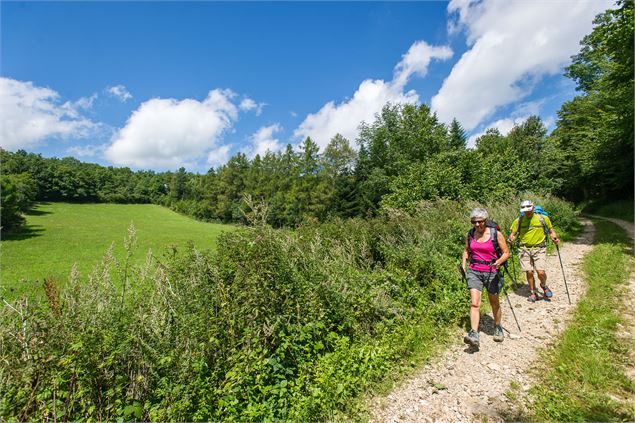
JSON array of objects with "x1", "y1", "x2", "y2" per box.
[
  {"x1": 0, "y1": 108, "x2": 557, "y2": 230},
  {"x1": 547, "y1": 0, "x2": 634, "y2": 201},
  {"x1": 0, "y1": 196, "x2": 578, "y2": 421}
]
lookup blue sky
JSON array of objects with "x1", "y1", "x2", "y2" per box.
[{"x1": 1, "y1": 1, "x2": 611, "y2": 172}]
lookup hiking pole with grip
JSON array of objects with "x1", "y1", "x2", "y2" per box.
[
  {"x1": 498, "y1": 262, "x2": 521, "y2": 332},
  {"x1": 555, "y1": 243, "x2": 571, "y2": 305},
  {"x1": 458, "y1": 264, "x2": 468, "y2": 287},
  {"x1": 510, "y1": 243, "x2": 519, "y2": 288}
]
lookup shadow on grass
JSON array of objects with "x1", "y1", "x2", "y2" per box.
[
  {"x1": 591, "y1": 218, "x2": 633, "y2": 255},
  {"x1": 25, "y1": 202, "x2": 54, "y2": 216},
  {"x1": 2, "y1": 224, "x2": 46, "y2": 241}
]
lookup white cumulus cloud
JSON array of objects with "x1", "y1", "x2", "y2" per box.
[
  {"x1": 295, "y1": 41, "x2": 452, "y2": 149},
  {"x1": 107, "y1": 84, "x2": 132, "y2": 102},
  {"x1": 393, "y1": 41, "x2": 453, "y2": 87},
  {"x1": 67, "y1": 143, "x2": 106, "y2": 158},
  {"x1": 207, "y1": 144, "x2": 232, "y2": 168},
  {"x1": 105, "y1": 89, "x2": 239, "y2": 169},
  {"x1": 246, "y1": 124, "x2": 283, "y2": 158},
  {"x1": 466, "y1": 98, "x2": 553, "y2": 146},
  {"x1": 0, "y1": 77, "x2": 98, "y2": 151},
  {"x1": 239, "y1": 98, "x2": 265, "y2": 116},
  {"x1": 432, "y1": 0, "x2": 612, "y2": 130}
]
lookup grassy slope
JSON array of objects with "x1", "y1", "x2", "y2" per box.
[
  {"x1": 1, "y1": 202, "x2": 234, "y2": 300},
  {"x1": 515, "y1": 219, "x2": 634, "y2": 421}
]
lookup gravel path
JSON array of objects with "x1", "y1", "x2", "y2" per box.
[{"x1": 368, "y1": 218, "x2": 597, "y2": 422}]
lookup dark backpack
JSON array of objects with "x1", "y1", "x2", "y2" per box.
[{"x1": 467, "y1": 219, "x2": 503, "y2": 260}]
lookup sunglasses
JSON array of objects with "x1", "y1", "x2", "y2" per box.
[{"x1": 471, "y1": 219, "x2": 486, "y2": 224}]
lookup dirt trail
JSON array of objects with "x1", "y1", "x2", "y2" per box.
[
  {"x1": 368, "y1": 219, "x2": 597, "y2": 422},
  {"x1": 584, "y1": 214, "x2": 635, "y2": 241}
]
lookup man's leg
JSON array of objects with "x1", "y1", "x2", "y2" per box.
[
  {"x1": 533, "y1": 247, "x2": 552, "y2": 296},
  {"x1": 520, "y1": 248, "x2": 536, "y2": 291},
  {"x1": 536, "y1": 270, "x2": 547, "y2": 287},
  {"x1": 526, "y1": 270, "x2": 536, "y2": 292}
]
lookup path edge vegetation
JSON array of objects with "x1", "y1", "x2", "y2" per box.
[
  {"x1": 505, "y1": 218, "x2": 635, "y2": 422},
  {"x1": 0, "y1": 195, "x2": 578, "y2": 421}
]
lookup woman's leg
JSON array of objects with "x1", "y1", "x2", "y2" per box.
[
  {"x1": 488, "y1": 292, "x2": 501, "y2": 326},
  {"x1": 469, "y1": 288, "x2": 482, "y2": 332}
]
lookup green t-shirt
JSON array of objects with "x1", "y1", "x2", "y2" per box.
[{"x1": 510, "y1": 213, "x2": 553, "y2": 245}]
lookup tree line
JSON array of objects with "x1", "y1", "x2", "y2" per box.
[{"x1": 1, "y1": 0, "x2": 632, "y2": 230}]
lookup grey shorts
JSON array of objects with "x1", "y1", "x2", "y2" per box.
[{"x1": 467, "y1": 269, "x2": 504, "y2": 295}]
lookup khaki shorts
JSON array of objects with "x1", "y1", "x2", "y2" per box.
[{"x1": 519, "y1": 246, "x2": 547, "y2": 271}]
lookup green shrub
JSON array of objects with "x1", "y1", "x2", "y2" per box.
[{"x1": 0, "y1": 198, "x2": 578, "y2": 421}]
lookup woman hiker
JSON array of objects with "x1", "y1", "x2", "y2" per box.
[{"x1": 461, "y1": 208, "x2": 510, "y2": 348}]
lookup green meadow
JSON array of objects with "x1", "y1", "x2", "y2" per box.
[{"x1": 1, "y1": 202, "x2": 234, "y2": 300}]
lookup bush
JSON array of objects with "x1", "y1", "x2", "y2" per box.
[{"x1": 0, "y1": 198, "x2": 578, "y2": 421}]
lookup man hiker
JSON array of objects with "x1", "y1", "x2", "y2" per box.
[
  {"x1": 461, "y1": 208, "x2": 510, "y2": 348},
  {"x1": 508, "y1": 200, "x2": 559, "y2": 302}
]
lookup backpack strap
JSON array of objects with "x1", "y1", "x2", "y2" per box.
[
  {"x1": 490, "y1": 226, "x2": 502, "y2": 258},
  {"x1": 466, "y1": 228, "x2": 475, "y2": 257},
  {"x1": 536, "y1": 213, "x2": 549, "y2": 239},
  {"x1": 467, "y1": 227, "x2": 502, "y2": 265}
]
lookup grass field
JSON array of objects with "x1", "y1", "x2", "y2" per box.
[{"x1": 1, "y1": 202, "x2": 235, "y2": 300}]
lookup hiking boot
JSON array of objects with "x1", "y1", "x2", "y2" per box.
[
  {"x1": 527, "y1": 292, "x2": 538, "y2": 302},
  {"x1": 541, "y1": 285, "x2": 553, "y2": 298},
  {"x1": 464, "y1": 329, "x2": 480, "y2": 348},
  {"x1": 493, "y1": 325, "x2": 504, "y2": 342}
]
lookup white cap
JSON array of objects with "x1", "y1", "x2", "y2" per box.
[{"x1": 520, "y1": 200, "x2": 534, "y2": 212}]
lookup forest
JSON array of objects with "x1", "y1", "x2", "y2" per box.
[{"x1": 2, "y1": 0, "x2": 633, "y2": 229}]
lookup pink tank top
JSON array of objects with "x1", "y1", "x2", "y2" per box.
[{"x1": 469, "y1": 235, "x2": 497, "y2": 273}]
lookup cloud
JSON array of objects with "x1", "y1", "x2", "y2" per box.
[
  {"x1": 105, "y1": 89, "x2": 239, "y2": 169},
  {"x1": 239, "y1": 98, "x2": 265, "y2": 116},
  {"x1": 65, "y1": 93, "x2": 98, "y2": 112},
  {"x1": 393, "y1": 41, "x2": 453, "y2": 87},
  {"x1": 245, "y1": 124, "x2": 283, "y2": 158},
  {"x1": 294, "y1": 41, "x2": 452, "y2": 149},
  {"x1": 207, "y1": 144, "x2": 232, "y2": 168},
  {"x1": 67, "y1": 143, "x2": 106, "y2": 157},
  {"x1": 466, "y1": 98, "x2": 552, "y2": 146},
  {"x1": 432, "y1": 0, "x2": 612, "y2": 130},
  {"x1": 0, "y1": 77, "x2": 98, "y2": 151},
  {"x1": 106, "y1": 85, "x2": 132, "y2": 102}
]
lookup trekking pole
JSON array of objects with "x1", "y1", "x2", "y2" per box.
[
  {"x1": 501, "y1": 282, "x2": 521, "y2": 332},
  {"x1": 498, "y1": 262, "x2": 522, "y2": 332},
  {"x1": 502, "y1": 263, "x2": 520, "y2": 288},
  {"x1": 509, "y1": 243, "x2": 519, "y2": 288},
  {"x1": 555, "y1": 243, "x2": 571, "y2": 305},
  {"x1": 458, "y1": 264, "x2": 467, "y2": 287}
]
